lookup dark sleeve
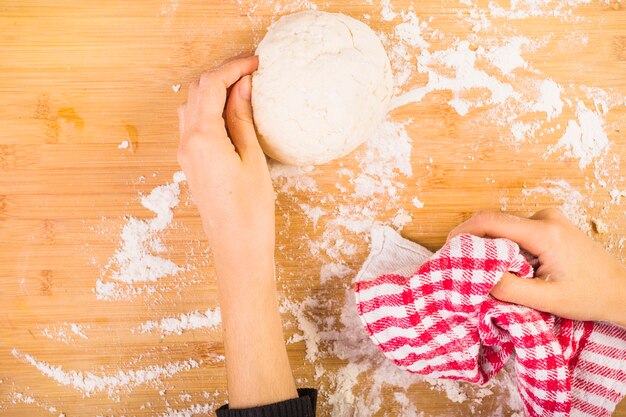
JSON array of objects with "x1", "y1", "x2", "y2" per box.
[{"x1": 215, "y1": 388, "x2": 317, "y2": 417}]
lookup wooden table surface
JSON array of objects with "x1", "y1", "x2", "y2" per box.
[{"x1": 1, "y1": 0, "x2": 625, "y2": 416}]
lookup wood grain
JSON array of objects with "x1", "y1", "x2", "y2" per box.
[{"x1": 0, "y1": 0, "x2": 625, "y2": 416}]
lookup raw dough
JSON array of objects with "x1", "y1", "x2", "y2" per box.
[{"x1": 252, "y1": 11, "x2": 393, "y2": 166}]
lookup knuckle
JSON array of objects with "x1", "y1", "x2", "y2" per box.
[
  {"x1": 537, "y1": 207, "x2": 563, "y2": 220},
  {"x1": 199, "y1": 71, "x2": 216, "y2": 87},
  {"x1": 473, "y1": 210, "x2": 494, "y2": 223},
  {"x1": 231, "y1": 108, "x2": 252, "y2": 124},
  {"x1": 543, "y1": 221, "x2": 562, "y2": 241},
  {"x1": 180, "y1": 132, "x2": 209, "y2": 153},
  {"x1": 186, "y1": 132, "x2": 210, "y2": 148},
  {"x1": 549, "y1": 208, "x2": 564, "y2": 219}
]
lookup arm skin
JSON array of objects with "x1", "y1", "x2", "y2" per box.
[
  {"x1": 177, "y1": 54, "x2": 298, "y2": 408},
  {"x1": 449, "y1": 209, "x2": 626, "y2": 328}
]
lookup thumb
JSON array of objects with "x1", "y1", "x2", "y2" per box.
[
  {"x1": 225, "y1": 75, "x2": 264, "y2": 161},
  {"x1": 491, "y1": 272, "x2": 557, "y2": 314}
]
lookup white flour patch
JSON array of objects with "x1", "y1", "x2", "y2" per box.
[
  {"x1": 41, "y1": 323, "x2": 89, "y2": 344},
  {"x1": 391, "y1": 208, "x2": 413, "y2": 230},
  {"x1": 9, "y1": 392, "x2": 58, "y2": 414},
  {"x1": 511, "y1": 120, "x2": 542, "y2": 143},
  {"x1": 486, "y1": 0, "x2": 592, "y2": 22},
  {"x1": 12, "y1": 349, "x2": 205, "y2": 399},
  {"x1": 553, "y1": 101, "x2": 609, "y2": 168},
  {"x1": 412, "y1": 196, "x2": 424, "y2": 208},
  {"x1": 301, "y1": 118, "x2": 414, "y2": 265},
  {"x1": 320, "y1": 263, "x2": 353, "y2": 285},
  {"x1": 158, "y1": 403, "x2": 215, "y2": 417},
  {"x1": 281, "y1": 297, "x2": 322, "y2": 362},
  {"x1": 484, "y1": 36, "x2": 533, "y2": 75},
  {"x1": 380, "y1": 0, "x2": 398, "y2": 21},
  {"x1": 269, "y1": 162, "x2": 318, "y2": 193},
  {"x1": 95, "y1": 172, "x2": 186, "y2": 300},
  {"x1": 394, "y1": 11, "x2": 430, "y2": 50},
  {"x1": 532, "y1": 79, "x2": 564, "y2": 121},
  {"x1": 300, "y1": 204, "x2": 326, "y2": 229},
  {"x1": 231, "y1": 0, "x2": 317, "y2": 43},
  {"x1": 353, "y1": 119, "x2": 413, "y2": 198},
  {"x1": 135, "y1": 308, "x2": 222, "y2": 336},
  {"x1": 392, "y1": 40, "x2": 519, "y2": 115}
]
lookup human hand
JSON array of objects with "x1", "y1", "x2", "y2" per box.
[
  {"x1": 448, "y1": 209, "x2": 626, "y2": 327},
  {"x1": 177, "y1": 55, "x2": 275, "y2": 266}
]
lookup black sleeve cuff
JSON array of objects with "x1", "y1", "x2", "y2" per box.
[{"x1": 216, "y1": 388, "x2": 317, "y2": 417}]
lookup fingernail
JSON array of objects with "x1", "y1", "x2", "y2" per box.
[{"x1": 239, "y1": 75, "x2": 252, "y2": 100}]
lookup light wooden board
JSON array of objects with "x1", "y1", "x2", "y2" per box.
[{"x1": 0, "y1": 0, "x2": 625, "y2": 416}]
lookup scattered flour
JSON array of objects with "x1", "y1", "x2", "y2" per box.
[
  {"x1": 353, "y1": 119, "x2": 413, "y2": 198},
  {"x1": 412, "y1": 196, "x2": 424, "y2": 209},
  {"x1": 299, "y1": 204, "x2": 326, "y2": 229},
  {"x1": 158, "y1": 403, "x2": 214, "y2": 417},
  {"x1": 12, "y1": 349, "x2": 205, "y2": 398},
  {"x1": 118, "y1": 140, "x2": 130, "y2": 149},
  {"x1": 320, "y1": 263, "x2": 353, "y2": 284},
  {"x1": 484, "y1": 36, "x2": 533, "y2": 75},
  {"x1": 9, "y1": 392, "x2": 58, "y2": 414},
  {"x1": 391, "y1": 208, "x2": 413, "y2": 230},
  {"x1": 136, "y1": 308, "x2": 222, "y2": 336},
  {"x1": 380, "y1": 0, "x2": 397, "y2": 21},
  {"x1": 269, "y1": 161, "x2": 318, "y2": 192},
  {"x1": 281, "y1": 297, "x2": 322, "y2": 362},
  {"x1": 532, "y1": 79, "x2": 564, "y2": 121},
  {"x1": 554, "y1": 101, "x2": 609, "y2": 168},
  {"x1": 394, "y1": 11, "x2": 429, "y2": 50},
  {"x1": 95, "y1": 171, "x2": 186, "y2": 300},
  {"x1": 41, "y1": 323, "x2": 89, "y2": 344},
  {"x1": 486, "y1": 0, "x2": 592, "y2": 21},
  {"x1": 392, "y1": 40, "x2": 519, "y2": 115}
]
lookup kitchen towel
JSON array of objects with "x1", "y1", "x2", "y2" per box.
[{"x1": 355, "y1": 225, "x2": 626, "y2": 417}]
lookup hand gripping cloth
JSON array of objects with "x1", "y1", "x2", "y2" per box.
[{"x1": 355, "y1": 225, "x2": 626, "y2": 417}]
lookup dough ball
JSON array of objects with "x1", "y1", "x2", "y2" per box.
[{"x1": 252, "y1": 11, "x2": 393, "y2": 166}]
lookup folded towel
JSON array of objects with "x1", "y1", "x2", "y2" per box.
[{"x1": 355, "y1": 225, "x2": 626, "y2": 417}]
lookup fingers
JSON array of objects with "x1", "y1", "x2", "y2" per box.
[
  {"x1": 195, "y1": 55, "x2": 259, "y2": 121},
  {"x1": 491, "y1": 272, "x2": 557, "y2": 314},
  {"x1": 225, "y1": 75, "x2": 264, "y2": 161},
  {"x1": 178, "y1": 55, "x2": 259, "y2": 151},
  {"x1": 448, "y1": 211, "x2": 548, "y2": 255}
]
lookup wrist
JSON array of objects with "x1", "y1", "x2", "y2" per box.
[
  {"x1": 213, "y1": 242, "x2": 275, "y2": 278},
  {"x1": 606, "y1": 263, "x2": 626, "y2": 327}
]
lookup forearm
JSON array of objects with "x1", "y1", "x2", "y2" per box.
[
  {"x1": 177, "y1": 55, "x2": 297, "y2": 409},
  {"x1": 214, "y1": 247, "x2": 298, "y2": 408}
]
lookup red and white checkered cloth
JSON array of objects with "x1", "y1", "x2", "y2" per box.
[{"x1": 355, "y1": 225, "x2": 626, "y2": 417}]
